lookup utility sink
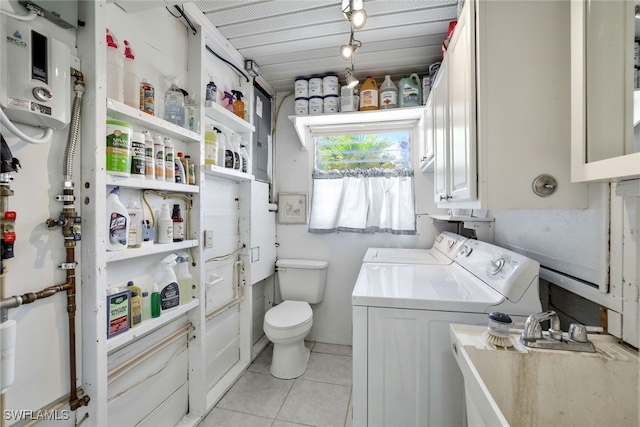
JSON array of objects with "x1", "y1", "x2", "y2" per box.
[{"x1": 450, "y1": 324, "x2": 639, "y2": 427}]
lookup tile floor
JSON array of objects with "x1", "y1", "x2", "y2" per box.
[{"x1": 199, "y1": 342, "x2": 353, "y2": 427}]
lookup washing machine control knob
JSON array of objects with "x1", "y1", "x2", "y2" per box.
[
  {"x1": 488, "y1": 257, "x2": 505, "y2": 275},
  {"x1": 448, "y1": 239, "x2": 456, "y2": 249}
]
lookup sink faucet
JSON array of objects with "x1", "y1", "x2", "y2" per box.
[
  {"x1": 522, "y1": 310, "x2": 562, "y2": 342},
  {"x1": 520, "y1": 310, "x2": 596, "y2": 353}
]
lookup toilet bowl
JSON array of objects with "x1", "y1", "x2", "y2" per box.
[
  {"x1": 263, "y1": 258, "x2": 328, "y2": 379},
  {"x1": 264, "y1": 300, "x2": 313, "y2": 379}
]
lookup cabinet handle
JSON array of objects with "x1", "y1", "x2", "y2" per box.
[{"x1": 439, "y1": 195, "x2": 453, "y2": 201}]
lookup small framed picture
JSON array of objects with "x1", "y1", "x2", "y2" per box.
[{"x1": 278, "y1": 192, "x2": 308, "y2": 224}]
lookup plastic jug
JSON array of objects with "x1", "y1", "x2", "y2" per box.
[
  {"x1": 399, "y1": 73, "x2": 422, "y2": 108},
  {"x1": 123, "y1": 40, "x2": 139, "y2": 108},
  {"x1": 359, "y1": 76, "x2": 379, "y2": 111},
  {"x1": 379, "y1": 75, "x2": 398, "y2": 109}
]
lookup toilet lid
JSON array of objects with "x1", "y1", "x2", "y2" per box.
[{"x1": 265, "y1": 300, "x2": 312, "y2": 330}]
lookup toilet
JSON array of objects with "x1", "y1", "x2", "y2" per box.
[{"x1": 263, "y1": 258, "x2": 328, "y2": 379}]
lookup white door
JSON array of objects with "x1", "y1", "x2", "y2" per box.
[
  {"x1": 433, "y1": 58, "x2": 449, "y2": 203},
  {"x1": 447, "y1": 0, "x2": 477, "y2": 203},
  {"x1": 366, "y1": 307, "x2": 488, "y2": 427}
]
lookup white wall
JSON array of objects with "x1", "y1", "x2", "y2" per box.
[{"x1": 274, "y1": 94, "x2": 608, "y2": 346}]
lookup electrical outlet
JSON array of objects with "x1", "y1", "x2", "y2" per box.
[{"x1": 204, "y1": 229, "x2": 213, "y2": 248}]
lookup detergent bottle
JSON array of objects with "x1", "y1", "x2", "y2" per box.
[
  {"x1": 359, "y1": 76, "x2": 379, "y2": 111},
  {"x1": 231, "y1": 90, "x2": 245, "y2": 120},
  {"x1": 221, "y1": 91, "x2": 236, "y2": 114},
  {"x1": 106, "y1": 186, "x2": 130, "y2": 251},
  {"x1": 399, "y1": 73, "x2": 422, "y2": 108},
  {"x1": 379, "y1": 75, "x2": 398, "y2": 109}
]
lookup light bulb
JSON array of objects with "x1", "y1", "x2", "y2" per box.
[
  {"x1": 340, "y1": 44, "x2": 355, "y2": 60},
  {"x1": 345, "y1": 68, "x2": 359, "y2": 88},
  {"x1": 349, "y1": 9, "x2": 367, "y2": 30}
]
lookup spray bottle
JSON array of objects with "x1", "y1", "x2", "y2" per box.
[
  {"x1": 159, "y1": 254, "x2": 180, "y2": 310},
  {"x1": 232, "y1": 90, "x2": 245, "y2": 120},
  {"x1": 123, "y1": 40, "x2": 140, "y2": 108},
  {"x1": 221, "y1": 91, "x2": 235, "y2": 114},
  {"x1": 175, "y1": 252, "x2": 193, "y2": 305}
]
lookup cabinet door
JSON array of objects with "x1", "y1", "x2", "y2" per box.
[
  {"x1": 420, "y1": 95, "x2": 435, "y2": 170},
  {"x1": 433, "y1": 58, "x2": 449, "y2": 203},
  {"x1": 446, "y1": 0, "x2": 476, "y2": 203}
]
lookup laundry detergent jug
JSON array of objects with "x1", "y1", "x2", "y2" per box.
[
  {"x1": 359, "y1": 76, "x2": 379, "y2": 111},
  {"x1": 399, "y1": 73, "x2": 422, "y2": 108}
]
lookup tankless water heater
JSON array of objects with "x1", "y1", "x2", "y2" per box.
[{"x1": 0, "y1": 15, "x2": 70, "y2": 130}]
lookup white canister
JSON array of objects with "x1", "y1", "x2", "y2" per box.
[
  {"x1": 295, "y1": 77, "x2": 308, "y2": 98},
  {"x1": 323, "y1": 74, "x2": 339, "y2": 96},
  {"x1": 309, "y1": 96, "x2": 324, "y2": 114},
  {"x1": 323, "y1": 95, "x2": 339, "y2": 113},
  {"x1": 309, "y1": 75, "x2": 324, "y2": 97},
  {"x1": 295, "y1": 97, "x2": 309, "y2": 115}
]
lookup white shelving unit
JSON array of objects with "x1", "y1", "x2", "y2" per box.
[
  {"x1": 105, "y1": 239, "x2": 199, "y2": 263},
  {"x1": 204, "y1": 165, "x2": 254, "y2": 182},
  {"x1": 204, "y1": 103, "x2": 255, "y2": 134},
  {"x1": 106, "y1": 175, "x2": 200, "y2": 193},
  {"x1": 106, "y1": 299, "x2": 200, "y2": 352}
]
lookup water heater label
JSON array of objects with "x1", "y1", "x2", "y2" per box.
[
  {"x1": 6, "y1": 30, "x2": 27, "y2": 48},
  {"x1": 8, "y1": 97, "x2": 29, "y2": 109},
  {"x1": 31, "y1": 103, "x2": 51, "y2": 116}
]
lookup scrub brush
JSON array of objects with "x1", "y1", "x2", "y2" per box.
[{"x1": 482, "y1": 312, "x2": 513, "y2": 348}]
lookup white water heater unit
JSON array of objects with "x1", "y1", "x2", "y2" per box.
[{"x1": 0, "y1": 15, "x2": 70, "y2": 130}]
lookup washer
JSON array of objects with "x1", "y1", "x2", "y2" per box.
[
  {"x1": 352, "y1": 239, "x2": 542, "y2": 427},
  {"x1": 362, "y1": 231, "x2": 468, "y2": 264}
]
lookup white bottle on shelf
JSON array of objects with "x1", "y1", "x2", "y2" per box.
[
  {"x1": 106, "y1": 29, "x2": 124, "y2": 102},
  {"x1": 239, "y1": 144, "x2": 249, "y2": 174},
  {"x1": 157, "y1": 204, "x2": 173, "y2": 244},
  {"x1": 153, "y1": 134, "x2": 165, "y2": 181},
  {"x1": 126, "y1": 201, "x2": 142, "y2": 248},
  {"x1": 164, "y1": 137, "x2": 175, "y2": 183},
  {"x1": 143, "y1": 130, "x2": 155, "y2": 180},
  {"x1": 123, "y1": 40, "x2": 140, "y2": 108},
  {"x1": 106, "y1": 186, "x2": 130, "y2": 251}
]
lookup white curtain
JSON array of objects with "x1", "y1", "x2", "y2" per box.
[{"x1": 309, "y1": 168, "x2": 416, "y2": 235}]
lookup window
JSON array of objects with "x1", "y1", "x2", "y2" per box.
[{"x1": 308, "y1": 124, "x2": 416, "y2": 235}]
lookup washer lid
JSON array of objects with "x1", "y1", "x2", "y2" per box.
[
  {"x1": 352, "y1": 263, "x2": 505, "y2": 312},
  {"x1": 362, "y1": 248, "x2": 451, "y2": 264},
  {"x1": 265, "y1": 300, "x2": 312, "y2": 329}
]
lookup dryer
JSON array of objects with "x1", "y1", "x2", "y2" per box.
[
  {"x1": 352, "y1": 239, "x2": 542, "y2": 427},
  {"x1": 362, "y1": 231, "x2": 468, "y2": 264}
]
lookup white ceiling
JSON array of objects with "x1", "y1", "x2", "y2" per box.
[{"x1": 192, "y1": 0, "x2": 459, "y2": 93}]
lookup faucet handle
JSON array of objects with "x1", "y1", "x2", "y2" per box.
[{"x1": 568, "y1": 323, "x2": 589, "y2": 343}]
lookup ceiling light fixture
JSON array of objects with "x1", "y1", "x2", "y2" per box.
[
  {"x1": 342, "y1": 0, "x2": 367, "y2": 30},
  {"x1": 345, "y1": 57, "x2": 359, "y2": 88},
  {"x1": 340, "y1": 28, "x2": 362, "y2": 60}
]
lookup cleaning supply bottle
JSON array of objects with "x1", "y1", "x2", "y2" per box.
[
  {"x1": 157, "y1": 204, "x2": 173, "y2": 244},
  {"x1": 126, "y1": 280, "x2": 142, "y2": 302},
  {"x1": 123, "y1": 40, "x2": 140, "y2": 108},
  {"x1": 164, "y1": 137, "x2": 175, "y2": 182},
  {"x1": 172, "y1": 204, "x2": 184, "y2": 242},
  {"x1": 359, "y1": 76, "x2": 379, "y2": 111},
  {"x1": 106, "y1": 186, "x2": 130, "y2": 251},
  {"x1": 185, "y1": 155, "x2": 196, "y2": 185},
  {"x1": 205, "y1": 125, "x2": 217, "y2": 165},
  {"x1": 153, "y1": 134, "x2": 165, "y2": 181},
  {"x1": 184, "y1": 96, "x2": 198, "y2": 132},
  {"x1": 159, "y1": 254, "x2": 180, "y2": 310},
  {"x1": 130, "y1": 291, "x2": 142, "y2": 327},
  {"x1": 399, "y1": 73, "x2": 422, "y2": 108},
  {"x1": 151, "y1": 283, "x2": 161, "y2": 318},
  {"x1": 230, "y1": 133, "x2": 241, "y2": 170},
  {"x1": 141, "y1": 291, "x2": 151, "y2": 321},
  {"x1": 221, "y1": 91, "x2": 235, "y2": 114},
  {"x1": 126, "y1": 201, "x2": 142, "y2": 248},
  {"x1": 216, "y1": 128, "x2": 226, "y2": 167},
  {"x1": 232, "y1": 90, "x2": 245, "y2": 120},
  {"x1": 139, "y1": 78, "x2": 155, "y2": 115},
  {"x1": 174, "y1": 153, "x2": 185, "y2": 184},
  {"x1": 239, "y1": 144, "x2": 249, "y2": 173},
  {"x1": 175, "y1": 252, "x2": 193, "y2": 305},
  {"x1": 164, "y1": 80, "x2": 185, "y2": 126},
  {"x1": 205, "y1": 74, "x2": 217, "y2": 106},
  {"x1": 177, "y1": 152, "x2": 188, "y2": 184},
  {"x1": 143, "y1": 130, "x2": 155, "y2": 179},
  {"x1": 379, "y1": 75, "x2": 398, "y2": 109},
  {"x1": 106, "y1": 29, "x2": 123, "y2": 102}
]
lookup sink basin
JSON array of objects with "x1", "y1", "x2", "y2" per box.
[{"x1": 450, "y1": 324, "x2": 639, "y2": 427}]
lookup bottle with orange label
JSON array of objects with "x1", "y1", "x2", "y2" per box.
[{"x1": 359, "y1": 76, "x2": 379, "y2": 111}]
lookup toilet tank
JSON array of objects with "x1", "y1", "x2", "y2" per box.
[{"x1": 276, "y1": 259, "x2": 328, "y2": 304}]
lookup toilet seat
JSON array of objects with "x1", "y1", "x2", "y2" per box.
[{"x1": 265, "y1": 300, "x2": 312, "y2": 330}]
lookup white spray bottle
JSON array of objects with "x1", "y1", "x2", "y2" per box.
[
  {"x1": 106, "y1": 186, "x2": 130, "y2": 251},
  {"x1": 159, "y1": 254, "x2": 180, "y2": 310},
  {"x1": 175, "y1": 252, "x2": 193, "y2": 304}
]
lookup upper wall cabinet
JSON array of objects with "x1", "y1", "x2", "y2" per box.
[
  {"x1": 571, "y1": 0, "x2": 640, "y2": 182},
  {"x1": 433, "y1": 0, "x2": 588, "y2": 209}
]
